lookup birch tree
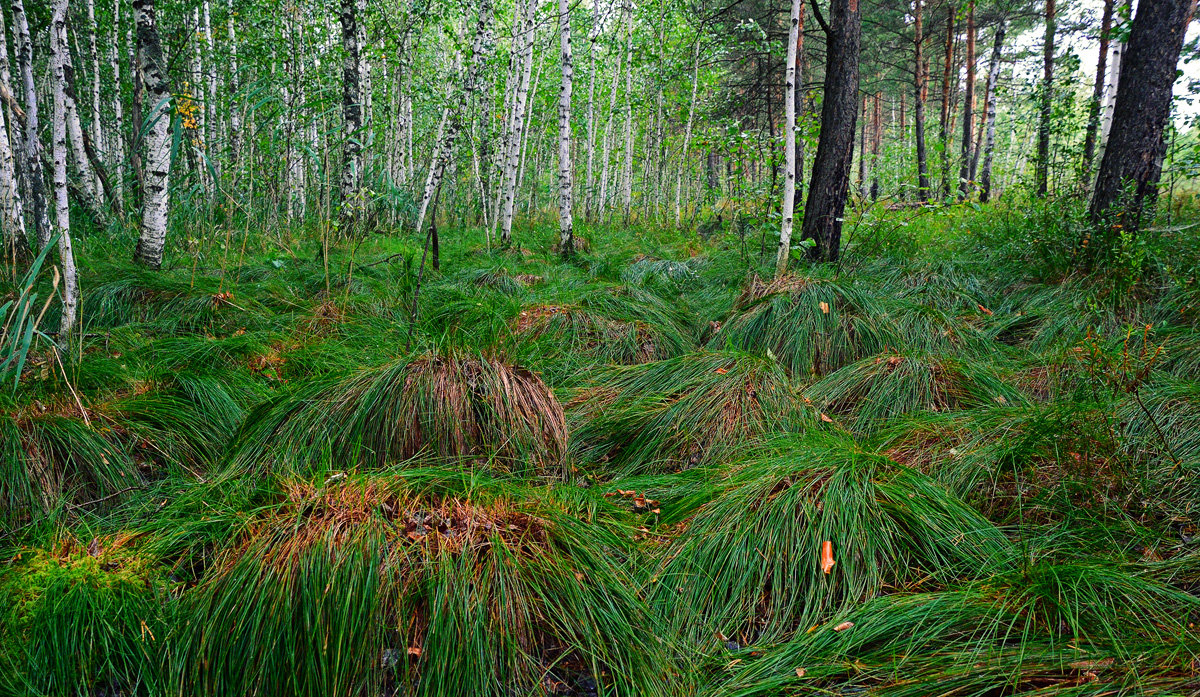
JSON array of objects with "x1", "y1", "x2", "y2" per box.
[
  {"x1": 133, "y1": 0, "x2": 173, "y2": 269},
  {"x1": 775, "y1": 0, "x2": 802, "y2": 276},
  {"x1": 978, "y1": 20, "x2": 1005, "y2": 203},
  {"x1": 49, "y1": 0, "x2": 80, "y2": 336},
  {"x1": 556, "y1": 0, "x2": 574, "y2": 255},
  {"x1": 339, "y1": 0, "x2": 365, "y2": 222},
  {"x1": 0, "y1": 6, "x2": 25, "y2": 256},
  {"x1": 499, "y1": 0, "x2": 537, "y2": 245},
  {"x1": 413, "y1": 0, "x2": 496, "y2": 237},
  {"x1": 12, "y1": 0, "x2": 49, "y2": 249}
]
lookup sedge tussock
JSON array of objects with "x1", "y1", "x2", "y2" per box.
[
  {"x1": 227, "y1": 350, "x2": 568, "y2": 477},
  {"x1": 568, "y1": 350, "x2": 807, "y2": 473},
  {"x1": 180, "y1": 475, "x2": 679, "y2": 697}
]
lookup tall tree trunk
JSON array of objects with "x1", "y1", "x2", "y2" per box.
[
  {"x1": 339, "y1": 0, "x2": 364, "y2": 223},
  {"x1": 556, "y1": 0, "x2": 575, "y2": 255},
  {"x1": 870, "y1": 91, "x2": 882, "y2": 200},
  {"x1": 793, "y1": 3, "x2": 806, "y2": 213},
  {"x1": 956, "y1": 0, "x2": 975, "y2": 199},
  {"x1": 1098, "y1": 0, "x2": 1131, "y2": 164},
  {"x1": 675, "y1": 36, "x2": 701, "y2": 224},
  {"x1": 938, "y1": 1, "x2": 954, "y2": 200},
  {"x1": 1035, "y1": 0, "x2": 1056, "y2": 197},
  {"x1": 1089, "y1": 0, "x2": 1196, "y2": 235},
  {"x1": 227, "y1": 2, "x2": 242, "y2": 167},
  {"x1": 857, "y1": 95, "x2": 868, "y2": 196},
  {"x1": 800, "y1": 0, "x2": 861, "y2": 263},
  {"x1": 499, "y1": 0, "x2": 536, "y2": 244},
  {"x1": 413, "y1": 0, "x2": 495, "y2": 237},
  {"x1": 1083, "y1": 0, "x2": 1113, "y2": 177},
  {"x1": 109, "y1": 0, "x2": 125, "y2": 207},
  {"x1": 775, "y1": 0, "x2": 802, "y2": 276},
  {"x1": 0, "y1": 6, "x2": 25, "y2": 259},
  {"x1": 978, "y1": 20, "x2": 1005, "y2": 202},
  {"x1": 913, "y1": 0, "x2": 930, "y2": 201},
  {"x1": 132, "y1": 0, "x2": 171, "y2": 269},
  {"x1": 619, "y1": 1, "x2": 635, "y2": 217},
  {"x1": 61, "y1": 22, "x2": 104, "y2": 221},
  {"x1": 87, "y1": 0, "x2": 102, "y2": 170},
  {"x1": 50, "y1": 0, "x2": 79, "y2": 336},
  {"x1": 12, "y1": 0, "x2": 49, "y2": 249}
]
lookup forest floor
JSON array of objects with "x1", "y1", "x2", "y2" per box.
[{"x1": 4, "y1": 195, "x2": 1200, "y2": 696}]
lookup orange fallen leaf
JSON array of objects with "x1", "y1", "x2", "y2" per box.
[
  {"x1": 820, "y1": 413, "x2": 833, "y2": 423},
  {"x1": 833, "y1": 621, "x2": 854, "y2": 632},
  {"x1": 976, "y1": 303, "x2": 993, "y2": 316},
  {"x1": 794, "y1": 667, "x2": 806, "y2": 678},
  {"x1": 715, "y1": 367, "x2": 729, "y2": 374},
  {"x1": 407, "y1": 647, "x2": 422, "y2": 657},
  {"x1": 819, "y1": 301, "x2": 830, "y2": 314},
  {"x1": 821, "y1": 540, "x2": 836, "y2": 574}
]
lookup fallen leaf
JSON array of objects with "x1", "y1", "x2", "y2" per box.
[
  {"x1": 820, "y1": 413, "x2": 833, "y2": 423},
  {"x1": 795, "y1": 667, "x2": 806, "y2": 678},
  {"x1": 834, "y1": 621, "x2": 854, "y2": 632},
  {"x1": 820, "y1": 540, "x2": 836, "y2": 574},
  {"x1": 407, "y1": 647, "x2": 422, "y2": 657},
  {"x1": 819, "y1": 301, "x2": 830, "y2": 314},
  {"x1": 976, "y1": 303, "x2": 993, "y2": 316},
  {"x1": 715, "y1": 367, "x2": 729, "y2": 374}
]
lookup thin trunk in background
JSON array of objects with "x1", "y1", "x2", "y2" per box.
[
  {"x1": 132, "y1": 0, "x2": 171, "y2": 269},
  {"x1": 499, "y1": 0, "x2": 536, "y2": 245},
  {"x1": 12, "y1": 0, "x2": 50, "y2": 248},
  {"x1": 956, "y1": 0, "x2": 975, "y2": 199},
  {"x1": 870, "y1": 91, "x2": 882, "y2": 200},
  {"x1": 109, "y1": 0, "x2": 125, "y2": 207},
  {"x1": 913, "y1": 0, "x2": 930, "y2": 200},
  {"x1": 50, "y1": 0, "x2": 79, "y2": 336},
  {"x1": 413, "y1": 0, "x2": 495, "y2": 237},
  {"x1": 339, "y1": 0, "x2": 364, "y2": 223},
  {"x1": 556, "y1": 0, "x2": 575, "y2": 255},
  {"x1": 675, "y1": 36, "x2": 701, "y2": 224},
  {"x1": 938, "y1": 1, "x2": 954, "y2": 199},
  {"x1": 1098, "y1": 0, "x2": 1131, "y2": 164},
  {"x1": 978, "y1": 20, "x2": 1005, "y2": 202},
  {"x1": 793, "y1": 2, "x2": 806, "y2": 213},
  {"x1": 0, "y1": 6, "x2": 24, "y2": 259},
  {"x1": 1083, "y1": 0, "x2": 1113, "y2": 176},
  {"x1": 1035, "y1": 0, "x2": 1056, "y2": 197},
  {"x1": 775, "y1": 0, "x2": 802, "y2": 276}
]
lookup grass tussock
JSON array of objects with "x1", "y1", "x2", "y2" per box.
[
  {"x1": 568, "y1": 350, "x2": 807, "y2": 473},
  {"x1": 228, "y1": 350, "x2": 567, "y2": 476},
  {"x1": 181, "y1": 474, "x2": 678, "y2": 697}
]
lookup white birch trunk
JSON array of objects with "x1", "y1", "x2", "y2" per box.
[
  {"x1": 413, "y1": 0, "x2": 496, "y2": 236},
  {"x1": 50, "y1": 0, "x2": 79, "y2": 336},
  {"x1": 203, "y1": 0, "x2": 218, "y2": 152},
  {"x1": 596, "y1": 6, "x2": 627, "y2": 215},
  {"x1": 0, "y1": 6, "x2": 25, "y2": 251},
  {"x1": 675, "y1": 38, "x2": 701, "y2": 224},
  {"x1": 556, "y1": 0, "x2": 574, "y2": 253},
  {"x1": 87, "y1": 0, "x2": 102, "y2": 165},
  {"x1": 499, "y1": 0, "x2": 537, "y2": 244},
  {"x1": 227, "y1": 2, "x2": 242, "y2": 166},
  {"x1": 108, "y1": 0, "x2": 125, "y2": 206},
  {"x1": 13, "y1": 0, "x2": 50, "y2": 248},
  {"x1": 1097, "y1": 4, "x2": 1126, "y2": 167},
  {"x1": 775, "y1": 0, "x2": 801, "y2": 277},
  {"x1": 60, "y1": 28, "x2": 104, "y2": 220},
  {"x1": 133, "y1": 0, "x2": 172, "y2": 269},
  {"x1": 584, "y1": 7, "x2": 598, "y2": 217},
  {"x1": 339, "y1": 0, "x2": 365, "y2": 216},
  {"x1": 619, "y1": 3, "x2": 634, "y2": 214}
]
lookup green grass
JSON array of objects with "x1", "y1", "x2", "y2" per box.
[{"x1": 3, "y1": 202, "x2": 1200, "y2": 695}]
